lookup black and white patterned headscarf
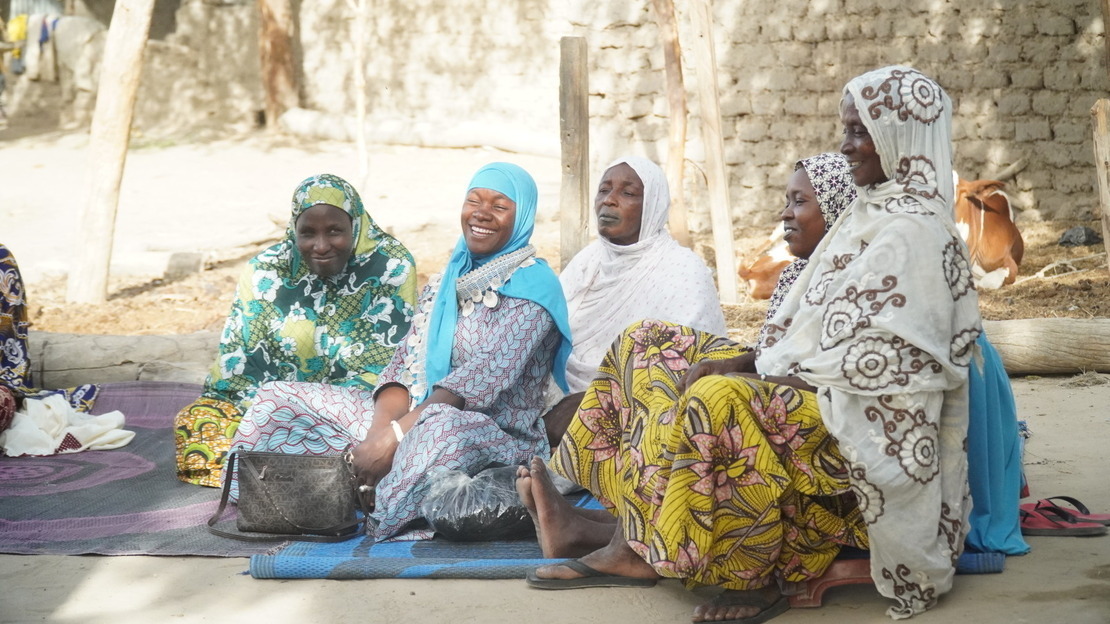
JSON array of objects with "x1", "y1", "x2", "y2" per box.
[{"x1": 758, "y1": 152, "x2": 856, "y2": 344}]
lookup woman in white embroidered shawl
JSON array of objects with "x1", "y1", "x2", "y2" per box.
[
  {"x1": 544, "y1": 156, "x2": 726, "y2": 441},
  {"x1": 756, "y1": 66, "x2": 980, "y2": 618}
]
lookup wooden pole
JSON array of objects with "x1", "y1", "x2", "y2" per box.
[
  {"x1": 258, "y1": 0, "x2": 297, "y2": 129},
  {"x1": 1101, "y1": 0, "x2": 1110, "y2": 71},
  {"x1": 652, "y1": 0, "x2": 691, "y2": 247},
  {"x1": 65, "y1": 0, "x2": 155, "y2": 304},
  {"x1": 688, "y1": 0, "x2": 738, "y2": 303},
  {"x1": 559, "y1": 36, "x2": 589, "y2": 270},
  {"x1": 1091, "y1": 99, "x2": 1110, "y2": 274}
]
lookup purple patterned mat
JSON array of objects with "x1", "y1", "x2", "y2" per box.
[{"x1": 0, "y1": 381, "x2": 278, "y2": 557}]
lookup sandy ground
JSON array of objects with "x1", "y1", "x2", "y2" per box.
[
  {"x1": 0, "y1": 377, "x2": 1107, "y2": 624},
  {"x1": 0, "y1": 129, "x2": 564, "y2": 286},
  {"x1": 1, "y1": 130, "x2": 1109, "y2": 622}
]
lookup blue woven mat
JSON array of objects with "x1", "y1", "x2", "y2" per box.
[
  {"x1": 250, "y1": 537, "x2": 556, "y2": 579},
  {"x1": 250, "y1": 492, "x2": 602, "y2": 579},
  {"x1": 251, "y1": 497, "x2": 1005, "y2": 580}
]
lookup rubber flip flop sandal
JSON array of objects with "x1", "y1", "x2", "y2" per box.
[
  {"x1": 1019, "y1": 508, "x2": 1108, "y2": 537},
  {"x1": 697, "y1": 594, "x2": 790, "y2": 624},
  {"x1": 525, "y1": 559, "x2": 658, "y2": 590},
  {"x1": 1021, "y1": 496, "x2": 1110, "y2": 526}
]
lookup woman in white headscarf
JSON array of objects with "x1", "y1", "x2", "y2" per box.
[
  {"x1": 543, "y1": 157, "x2": 725, "y2": 442},
  {"x1": 756, "y1": 66, "x2": 979, "y2": 619},
  {"x1": 560, "y1": 156, "x2": 726, "y2": 391}
]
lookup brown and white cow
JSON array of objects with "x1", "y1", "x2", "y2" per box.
[
  {"x1": 954, "y1": 178, "x2": 1024, "y2": 289},
  {"x1": 738, "y1": 222, "x2": 794, "y2": 300},
  {"x1": 739, "y1": 178, "x2": 1024, "y2": 300}
]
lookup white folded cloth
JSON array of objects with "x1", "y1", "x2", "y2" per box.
[{"x1": 0, "y1": 393, "x2": 133, "y2": 456}]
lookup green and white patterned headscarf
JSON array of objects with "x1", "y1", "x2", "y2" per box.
[{"x1": 203, "y1": 173, "x2": 419, "y2": 409}]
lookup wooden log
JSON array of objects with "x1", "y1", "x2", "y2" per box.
[
  {"x1": 689, "y1": 0, "x2": 738, "y2": 304},
  {"x1": 651, "y1": 0, "x2": 691, "y2": 247},
  {"x1": 983, "y1": 318, "x2": 1110, "y2": 375},
  {"x1": 28, "y1": 331, "x2": 220, "y2": 388},
  {"x1": 65, "y1": 0, "x2": 155, "y2": 304},
  {"x1": 1090, "y1": 99, "x2": 1110, "y2": 274},
  {"x1": 258, "y1": 0, "x2": 298, "y2": 129},
  {"x1": 559, "y1": 36, "x2": 590, "y2": 270}
]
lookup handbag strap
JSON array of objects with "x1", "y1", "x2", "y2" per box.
[{"x1": 206, "y1": 450, "x2": 367, "y2": 543}]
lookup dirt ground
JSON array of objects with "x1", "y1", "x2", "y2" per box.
[{"x1": 3, "y1": 374, "x2": 1109, "y2": 624}]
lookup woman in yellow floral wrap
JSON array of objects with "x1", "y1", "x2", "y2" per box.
[{"x1": 174, "y1": 173, "x2": 418, "y2": 486}]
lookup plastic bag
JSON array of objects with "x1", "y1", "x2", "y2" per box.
[{"x1": 421, "y1": 465, "x2": 535, "y2": 541}]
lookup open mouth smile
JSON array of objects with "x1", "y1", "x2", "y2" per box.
[{"x1": 469, "y1": 225, "x2": 496, "y2": 237}]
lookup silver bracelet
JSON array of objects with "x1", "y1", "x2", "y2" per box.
[{"x1": 390, "y1": 420, "x2": 405, "y2": 443}]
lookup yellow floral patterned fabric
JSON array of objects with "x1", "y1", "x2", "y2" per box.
[{"x1": 553, "y1": 320, "x2": 868, "y2": 590}]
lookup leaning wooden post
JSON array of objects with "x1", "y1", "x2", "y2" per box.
[
  {"x1": 559, "y1": 36, "x2": 589, "y2": 269},
  {"x1": 651, "y1": 0, "x2": 691, "y2": 248},
  {"x1": 1101, "y1": 0, "x2": 1110, "y2": 71},
  {"x1": 65, "y1": 0, "x2": 155, "y2": 304},
  {"x1": 1091, "y1": 99, "x2": 1110, "y2": 274},
  {"x1": 258, "y1": 0, "x2": 298, "y2": 129},
  {"x1": 689, "y1": 0, "x2": 739, "y2": 303}
]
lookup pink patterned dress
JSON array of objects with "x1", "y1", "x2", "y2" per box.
[{"x1": 233, "y1": 287, "x2": 558, "y2": 540}]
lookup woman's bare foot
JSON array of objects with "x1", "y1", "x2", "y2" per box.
[
  {"x1": 691, "y1": 586, "x2": 788, "y2": 623},
  {"x1": 515, "y1": 457, "x2": 614, "y2": 558},
  {"x1": 531, "y1": 528, "x2": 660, "y2": 582}
]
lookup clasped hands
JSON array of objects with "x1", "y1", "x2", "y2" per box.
[{"x1": 677, "y1": 351, "x2": 758, "y2": 393}]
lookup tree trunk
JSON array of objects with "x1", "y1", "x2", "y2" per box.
[
  {"x1": 64, "y1": 0, "x2": 155, "y2": 304},
  {"x1": 346, "y1": 0, "x2": 370, "y2": 190},
  {"x1": 258, "y1": 0, "x2": 297, "y2": 129}
]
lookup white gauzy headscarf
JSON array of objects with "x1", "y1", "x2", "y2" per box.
[
  {"x1": 757, "y1": 67, "x2": 980, "y2": 620},
  {"x1": 559, "y1": 156, "x2": 726, "y2": 393}
]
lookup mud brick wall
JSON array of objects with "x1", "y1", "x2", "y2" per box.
[
  {"x1": 574, "y1": 0, "x2": 1107, "y2": 228},
  {"x1": 155, "y1": 0, "x2": 1107, "y2": 231}
]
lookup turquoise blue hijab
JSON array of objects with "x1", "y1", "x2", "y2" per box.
[{"x1": 420, "y1": 162, "x2": 571, "y2": 402}]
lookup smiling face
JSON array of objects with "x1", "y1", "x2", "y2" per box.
[
  {"x1": 839, "y1": 94, "x2": 888, "y2": 188},
  {"x1": 295, "y1": 203, "x2": 355, "y2": 278},
  {"x1": 461, "y1": 187, "x2": 517, "y2": 256},
  {"x1": 781, "y1": 168, "x2": 826, "y2": 260},
  {"x1": 594, "y1": 163, "x2": 644, "y2": 246}
]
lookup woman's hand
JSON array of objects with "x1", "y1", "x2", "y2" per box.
[
  {"x1": 678, "y1": 352, "x2": 757, "y2": 394},
  {"x1": 350, "y1": 384, "x2": 410, "y2": 487},
  {"x1": 352, "y1": 424, "x2": 400, "y2": 486},
  {"x1": 350, "y1": 386, "x2": 464, "y2": 487}
]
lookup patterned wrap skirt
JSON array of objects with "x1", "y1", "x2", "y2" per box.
[{"x1": 552, "y1": 320, "x2": 868, "y2": 590}]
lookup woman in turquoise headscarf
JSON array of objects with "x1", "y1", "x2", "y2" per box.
[
  {"x1": 233, "y1": 162, "x2": 572, "y2": 540},
  {"x1": 175, "y1": 173, "x2": 418, "y2": 487}
]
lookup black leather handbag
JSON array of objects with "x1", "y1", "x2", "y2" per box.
[{"x1": 207, "y1": 449, "x2": 366, "y2": 542}]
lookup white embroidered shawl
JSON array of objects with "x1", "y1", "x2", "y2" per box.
[{"x1": 757, "y1": 67, "x2": 981, "y2": 620}]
